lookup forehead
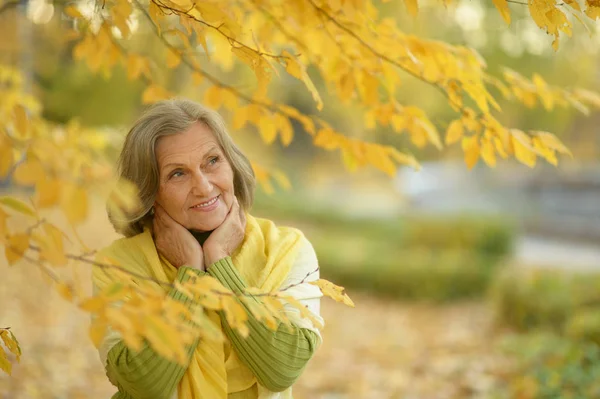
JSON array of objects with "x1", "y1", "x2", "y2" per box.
[{"x1": 155, "y1": 122, "x2": 220, "y2": 164}]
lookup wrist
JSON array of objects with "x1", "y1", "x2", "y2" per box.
[{"x1": 204, "y1": 249, "x2": 229, "y2": 267}]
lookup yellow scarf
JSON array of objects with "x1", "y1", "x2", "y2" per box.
[{"x1": 92, "y1": 214, "x2": 304, "y2": 398}]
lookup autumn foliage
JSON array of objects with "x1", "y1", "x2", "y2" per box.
[{"x1": 1, "y1": 0, "x2": 600, "y2": 375}]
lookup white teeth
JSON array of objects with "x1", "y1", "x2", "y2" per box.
[{"x1": 193, "y1": 196, "x2": 218, "y2": 208}]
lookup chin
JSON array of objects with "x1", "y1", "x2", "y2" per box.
[{"x1": 189, "y1": 213, "x2": 226, "y2": 232}]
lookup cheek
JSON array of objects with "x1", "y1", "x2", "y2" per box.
[{"x1": 157, "y1": 183, "x2": 185, "y2": 209}]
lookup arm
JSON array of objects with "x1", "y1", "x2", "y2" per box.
[
  {"x1": 207, "y1": 243, "x2": 323, "y2": 392},
  {"x1": 104, "y1": 266, "x2": 206, "y2": 399}
]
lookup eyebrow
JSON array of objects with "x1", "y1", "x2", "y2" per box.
[{"x1": 161, "y1": 146, "x2": 221, "y2": 171}]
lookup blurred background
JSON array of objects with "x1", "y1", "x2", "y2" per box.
[{"x1": 1, "y1": 0, "x2": 600, "y2": 397}]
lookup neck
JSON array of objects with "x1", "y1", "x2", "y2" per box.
[{"x1": 188, "y1": 229, "x2": 213, "y2": 246}]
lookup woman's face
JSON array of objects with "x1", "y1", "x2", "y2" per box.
[{"x1": 154, "y1": 121, "x2": 235, "y2": 232}]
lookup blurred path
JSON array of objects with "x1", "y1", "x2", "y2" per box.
[
  {"x1": 294, "y1": 294, "x2": 511, "y2": 399},
  {"x1": 516, "y1": 235, "x2": 600, "y2": 272}
]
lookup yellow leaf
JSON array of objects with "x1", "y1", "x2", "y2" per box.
[
  {"x1": 0, "y1": 346, "x2": 12, "y2": 375},
  {"x1": 38, "y1": 223, "x2": 67, "y2": 266},
  {"x1": 0, "y1": 197, "x2": 36, "y2": 217},
  {"x1": 142, "y1": 85, "x2": 172, "y2": 104},
  {"x1": 148, "y1": 1, "x2": 163, "y2": 34},
  {"x1": 13, "y1": 105, "x2": 28, "y2": 138},
  {"x1": 89, "y1": 317, "x2": 107, "y2": 348},
  {"x1": 221, "y1": 296, "x2": 249, "y2": 337},
  {"x1": 279, "y1": 295, "x2": 325, "y2": 330},
  {"x1": 192, "y1": 72, "x2": 204, "y2": 86},
  {"x1": 388, "y1": 148, "x2": 421, "y2": 171},
  {"x1": 445, "y1": 120, "x2": 464, "y2": 145},
  {"x1": 462, "y1": 136, "x2": 480, "y2": 170},
  {"x1": 585, "y1": 0, "x2": 600, "y2": 19},
  {"x1": 0, "y1": 207, "x2": 7, "y2": 242},
  {"x1": 253, "y1": 163, "x2": 275, "y2": 195},
  {"x1": 263, "y1": 296, "x2": 290, "y2": 324},
  {"x1": 573, "y1": 88, "x2": 600, "y2": 108},
  {"x1": 310, "y1": 279, "x2": 354, "y2": 307},
  {"x1": 232, "y1": 107, "x2": 248, "y2": 130},
  {"x1": 13, "y1": 157, "x2": 45, "y2": 186},
  {"x1": 531, "y1": 131, "x2": 571, "y2": 156},
  {"x1": 79, "y1": 296, "x2": 106, "y2": 313},
  {"x1": 194, "y1": 25, "x2": 211, "y2": 61},
  {"x1": 189, "y1": 275, "x2": 230, "y2": 297},
  {"x1": 532, "y1": 137, "x2": 558, "y2": 166},
  {"x1": 145, "y1": 315, "x2": 186, "y2": 363},
  {"x1": 463, "y1": 82, "x2": 490, "y2": 114},
  {"x1": 494, "y1": 137, "x2": 508, "y2": 159},
  {"x1": 358, "y1": 71, "x2": 379, "y2": 107},
  {"x1": 174, "y1": 281, "x2": 195, "y2": 300},
  {"x1": 365, "y1": 110, "x2": 377, "y2": 130},
  {"x1": 195, "y1": 3, "x2": 230, "y2": 24},
  {"x1": 107, "y1": 178, "x2": 141, "y2": 229},
  {"x1": 404, "y1": 0, "x2": 419, "y2": 16},
  {"x1": 5, "y1": 233, "x2": 30, "y2": 265},
  {"x1": 275, "y1": 114, "x2": 294, "y2": 146},
  {"x1": 415, "y1": 118, "x2": 442, "y2": 150},
  {"x1": 179, "y1": 14, "x2": 193, "y2": 34},
  {"x1": 126, "y1": 54, "x2": 142, "y2": 80},
  {"x1": 0, "y1": 330, "x2": 21, "y2": 361},
  {"x1": 258, "y1": 117, "x2": 278, "y2": 144},
  {"x1": 281, "y1": 51, "x2": 323, "y2": 111},
  {"x1": 461, "y1": 109, "x2": 481, "y2": 133},
  {"x1": 493, "y1": 0, "x2": 511, "y2": 24},
  {"x1": 203, "y1": 86, "x2": 222, "y2": 109},
  {"x1": 56, "y1": 283, "x2": 74, "y2": 301},
  {"x1": 166, "y1": 48, "x2": 181, "y2": 68},
  {"x1": 367, "y1": 146, "x2": 397, "y2": 177},
  {"x1": 240, "y1": 297, "x2": 279, "y2": 330},
  {"x1": 510, "y1": 129, "x2": 537, "y2": 167},
  {"x1": 341, "y1": 147, "x2": 359, "y2": 172},
  {"x1": 221, "y1": 90, "x2": 238, "y2": 111},
  {"x1": 532, "y1": 74, "x2": 554, "y2": 110},
  {"x1": 36, "y1": 178, "x2": 61, "y2": 208},
  {"x1": 0, "y1": 138, "x2": 13, "y2": 179},
  {"x1": 61, "y1": 184, "x2": 88, "y2": 224},
  {"x1": 480, "y1": 136, "x2": 497, "y2": 167}
]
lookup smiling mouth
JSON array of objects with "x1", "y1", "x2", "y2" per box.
[{"x1": 190, "y1": 195, "x2": 220, "y2": 209}]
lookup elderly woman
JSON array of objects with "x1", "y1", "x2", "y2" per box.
[{"x1": 92, "y1": 99, "x2": 324, "y2": 399}]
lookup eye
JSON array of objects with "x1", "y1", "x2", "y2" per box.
[
  {"x1": 208, "y1": 156, "x2": 220, "y2": 165},
  {"x1": 169, "y1": 170, "x2": 184, "y2": 179}
]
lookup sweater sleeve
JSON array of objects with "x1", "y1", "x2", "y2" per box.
[
  {"x1": 207, "y1": 252, "x2": 322, "y2": 393},
  {"x1": 105, "y1": 266, "x2": 206, "y2": 399}
]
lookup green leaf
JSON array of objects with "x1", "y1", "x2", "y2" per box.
[{"x1": 0, "y1": 197, "x2": 36, "y2": 217}]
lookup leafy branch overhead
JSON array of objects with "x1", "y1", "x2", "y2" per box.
[{"x1": 63, "y1": 0, "x2": 598, "y2": 173}]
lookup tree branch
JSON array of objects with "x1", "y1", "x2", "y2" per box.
[
  {"x1": 26, "y1": 243, "x2": 320, "y2": 299},
  {"x1": 246, "y1": 0, "x2": 311, "y2": 55},
  {"x1": 151, "y1": 0, "x2": 295, "y2": 61},
  {"x1": 306, "y1": 0, "x2": 482, "y2": 120}
]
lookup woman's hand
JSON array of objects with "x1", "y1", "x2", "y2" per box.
[
  {"x1": 153, "y1": 203, "x2": 205, "y2": 271},
  {"x1": 203, "y1": 197, "x2": 246, "y2": 267}
]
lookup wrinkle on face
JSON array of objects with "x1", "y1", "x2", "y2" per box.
[{"x1": 154, "y1": 122, "x2": 235, "y2": 232}]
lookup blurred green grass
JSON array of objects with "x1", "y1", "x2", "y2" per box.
[
  {"x1": 498, "y1": 332, "x2": 600, "y2": 399},
  {"x1": 491, "y1": 267, "x2": 600, "y2": 345}
]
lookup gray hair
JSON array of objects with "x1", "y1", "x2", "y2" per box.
[{"x1": 109, "y1": 98, "x2": 255, "y2": 237}]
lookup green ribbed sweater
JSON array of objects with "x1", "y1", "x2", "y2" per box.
[{"x1": 105, "y1": 257, "x2": 320, "y2": 399}]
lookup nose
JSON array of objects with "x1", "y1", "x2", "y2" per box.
[{"x1": 191, "y1": 171, "x2": 213, "y2": 197}]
